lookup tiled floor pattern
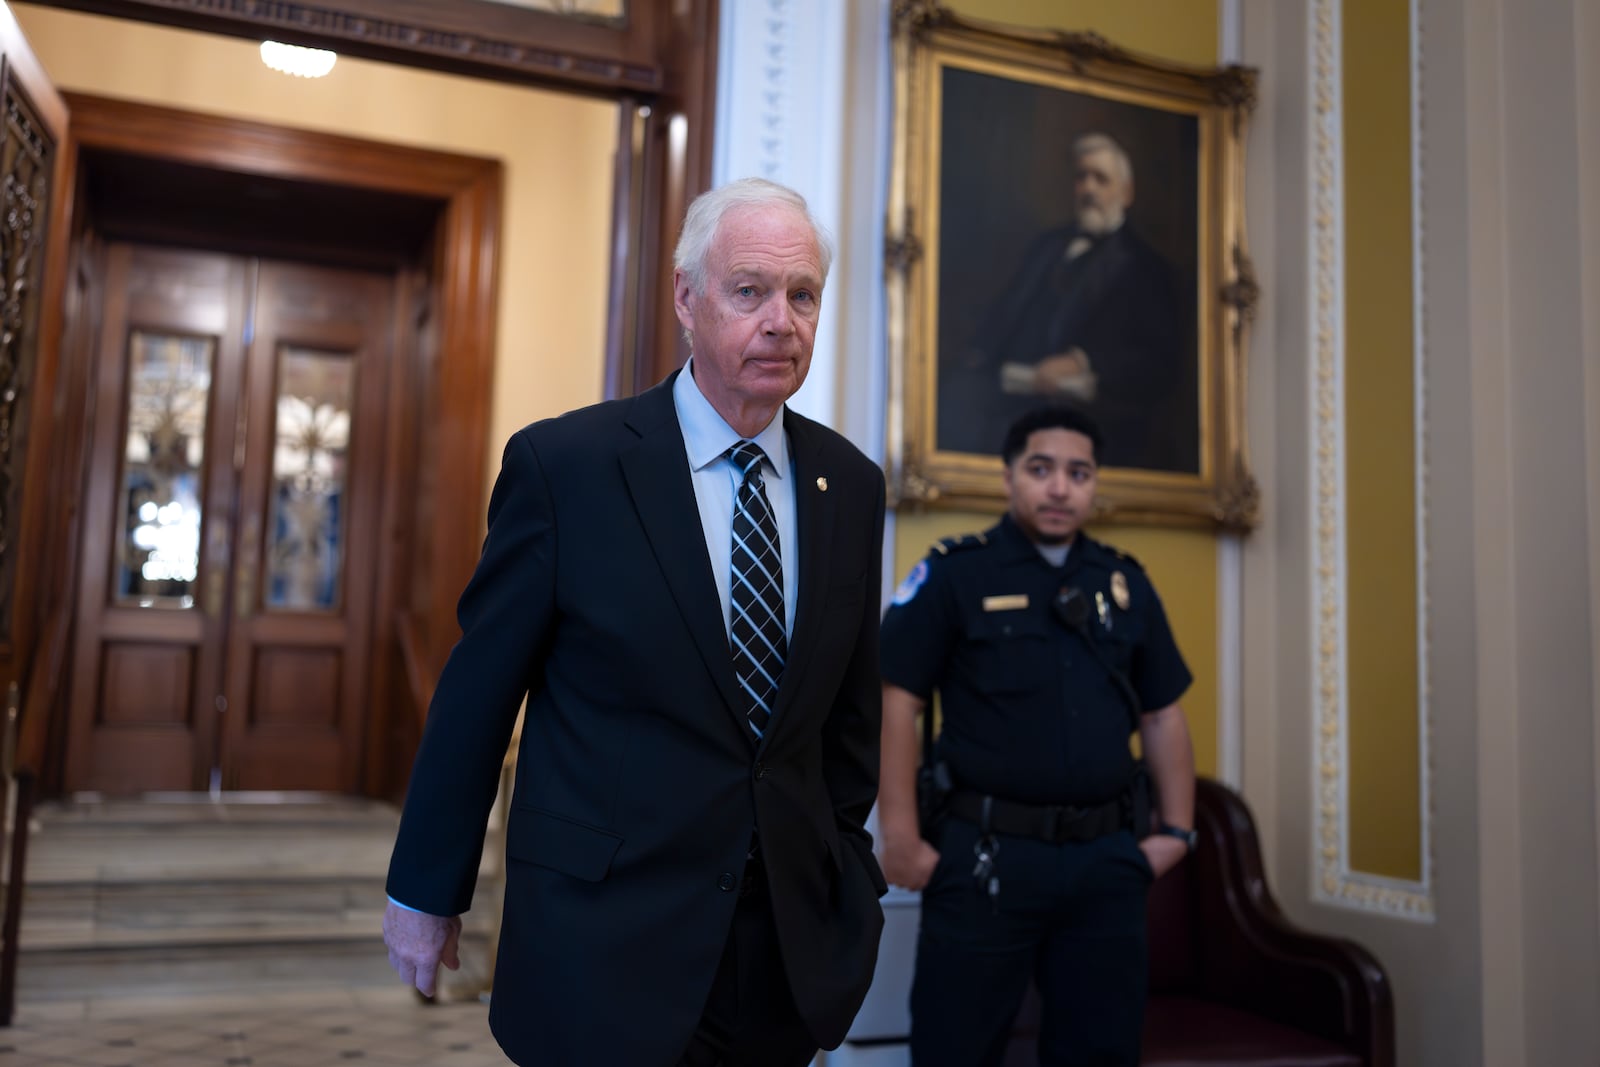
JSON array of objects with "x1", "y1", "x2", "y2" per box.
[{"x1": 0, "y1": 988, "x2": 511, "y2": 1067}]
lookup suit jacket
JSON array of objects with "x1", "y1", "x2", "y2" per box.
[{"x1": 387, "y1": 371, "x2": 889, "y2": 1066}]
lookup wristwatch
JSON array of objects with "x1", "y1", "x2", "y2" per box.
[{"x1": 1154, "y1": 823, "x2": 1198, "y2": 853}]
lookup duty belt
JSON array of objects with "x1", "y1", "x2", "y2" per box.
[{"x1": 945, "y1": 788, "x2": 1127, "y2": 844}]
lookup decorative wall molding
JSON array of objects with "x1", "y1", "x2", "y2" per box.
[
  {"x1": 715, "y1": 0, "x2": 820, "y2": 190},
  {"x1": 714, "y1": 0, "x2": 857, "y2": 436},
  {"x1": 1217, "y1": 0, "x2": 1244, "y2": 789},
  {"x1": 755, "y1": 0, "x2": 789, "y2": 180},
  {"x1": 1407, "y1": 0, "x2": 1437, "y2": 922},
  {"x1": 1308, "y1": 0, "x2": 1434, "y2": 920},
  {"x1": 29, "y1": 0, "x2": 660, "y2": 93}
]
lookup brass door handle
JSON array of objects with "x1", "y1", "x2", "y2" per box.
[
  {"x1": 204, "y1": 518, "x2": 231, "y2": 615},
  {"x1": 205, "y1": 566, "x2": 225, "y2": 616},
  {"x1": 234, "y1": 517, "x2": 259, "y2": 619},
  {"x1": 235, "y1": 558, "x2": 255, "y2": 619}
]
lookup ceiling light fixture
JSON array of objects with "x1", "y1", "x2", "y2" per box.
[{"x1": 260, "y1": 40, "x2": 337, "y2": 79}]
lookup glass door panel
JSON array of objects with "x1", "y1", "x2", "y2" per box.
[
  {"x1": 264, "y1": 346, "x2": 355, "y2": 612},
  {"x1": 113, "y1": 330, "x2": 214, "y2": 609}
]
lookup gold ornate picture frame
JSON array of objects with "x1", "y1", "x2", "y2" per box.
[{"x1": 886, "y1": 4, "x2": 1259, "y2": 528}]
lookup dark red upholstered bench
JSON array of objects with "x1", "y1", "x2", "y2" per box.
[{"x1": 1005, "y1": 778, "x2": 1394, "y2": 1067}]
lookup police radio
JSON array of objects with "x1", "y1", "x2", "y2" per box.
[{"x1": 1053, "y1": 586, "x2": 1091, "y2": 631}]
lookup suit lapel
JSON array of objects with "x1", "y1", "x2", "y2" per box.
[
  {"x1": 766, "y1": 411, "x2": 833, "y2": 748},
  {"x1": 619, "y1": 375, "x2": 747, "y2": 729}
]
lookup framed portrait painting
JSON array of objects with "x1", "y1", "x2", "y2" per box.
[{"x1": 886, "y1": 3, "x2": 1260, "y2": 528}]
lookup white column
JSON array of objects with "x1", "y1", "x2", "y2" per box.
[{"x1": 714, "y1": 0, "x2": 893, "y2": 461}]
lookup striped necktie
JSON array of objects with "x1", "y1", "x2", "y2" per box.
[{"x1": 727, "y1": 441, "x2": 785, "y2": 739}]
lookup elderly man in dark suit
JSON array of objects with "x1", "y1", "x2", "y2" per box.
[
  {"x1": 383, "y1": 177, "x2": 888, "y2": 1067},
  {"x1": 943, "y1": 131, "x2": 1195, "y2": 473}
]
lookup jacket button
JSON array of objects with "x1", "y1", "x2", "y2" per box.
[
  {"x1": 717, "y1": 872, "x2": 736, "y2": 892},
  {"x1": 754, "y1": 763, "x2": 769, "y2": 780}
]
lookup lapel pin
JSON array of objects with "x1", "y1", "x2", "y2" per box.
[{"x1": 816, "y1": 477, "x2": 828, "y2": 492}]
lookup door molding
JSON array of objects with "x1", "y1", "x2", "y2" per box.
[{"x1": 54, "y1": 93, "x2": 502, "y2": 796}]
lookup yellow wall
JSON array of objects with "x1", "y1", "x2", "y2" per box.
[
  {"x1": 908, "y1": 1, "x2": 1222, "y2": 776},
  {"x1": 1343, "y1": 0, "x2": 1421, "y2": 880},
  {"x1": 13, "y1": 4, "x2": 618, "y2": 494}
]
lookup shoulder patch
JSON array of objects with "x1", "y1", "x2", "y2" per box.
[
  {"x1": 928, "y1": 532, "x2": 989, "y2": 557},
  {"x1": 1112, "y1": 547, "x2": 1144, "y2": 571},
  {"x1": 891, "y1": 559, "x2": 929, "y2": 605},
  {"x1": 1083, "y1": 536, "x2": 1144, "y2": 572}
]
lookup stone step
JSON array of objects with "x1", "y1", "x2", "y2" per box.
[
  {"x1": 21, "y1": 877, "x2": 499, "y2": 950},
  {"x1": 30, "y1": 793, "x2": 404, "y2": 830},
  {"x1": 23, "y1": 877, "x2": 382, "y2": 951},
  {"x1": 10, "y1": 795, "x2": 504, "y2": 1007},
  {"x1": 22, "y1": 798, "x2": 493, "y2": 887},
  {"x1": 16, "y1": 931, "x2": 495, "y2": 1004},
  {"x1": 24, "y1": 837, "x2": 396, "y2": 886}
]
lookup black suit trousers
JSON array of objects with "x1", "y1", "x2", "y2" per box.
[{"x1": 677, "y1": 856, "x2": 817, "y2": 1067}]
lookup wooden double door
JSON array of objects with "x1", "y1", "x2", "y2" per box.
[{"x1": 65, "y1": 244, "x2": 396, "y2": 794}]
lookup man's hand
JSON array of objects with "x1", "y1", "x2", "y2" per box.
[
  {"x1": 1138, "y1": 834, "x2": 1188, "y2": 880},
  {"x1": 1139, "y1": 703, "x2": 1196, "y2": 882},
  {"x1": 382, "y1": 901, "x2": 462, "y2": 997},
  {"x1": 1031, "y1": 348, "x2": 1097, "y2": 400},
  {"x1": 880, "y1": 830, "x2": 942, "y2": 891}
]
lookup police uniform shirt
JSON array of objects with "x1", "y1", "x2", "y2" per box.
[{"x1": 879, "y1": 514, "x2": 1192, "y2": 807}]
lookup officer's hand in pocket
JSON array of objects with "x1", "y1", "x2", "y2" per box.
[
  {"x1": 1139, "y1": 834, "x2": 1188, "y2": 880},
  {"x1": 881, "y1": 832, "x2": 942, "y2": 891}
]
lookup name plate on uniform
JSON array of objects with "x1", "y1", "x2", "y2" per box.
[{"x1": 981, "y1": 594, "x2": 1029, "y2": 612}]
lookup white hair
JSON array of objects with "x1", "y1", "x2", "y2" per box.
[
  {"x1": 672, "y1": 177, "x2": 835, "y2": 295},
  {"x1": 1073, "y1": 132, "x2": 1134, "y2": 190}
]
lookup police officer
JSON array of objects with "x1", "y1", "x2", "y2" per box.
[{"x1": 878, "y1": 406, "x2": 1196, "y2": 1066}]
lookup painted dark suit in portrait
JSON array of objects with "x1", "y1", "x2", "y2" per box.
[{"x1": 944, "y1": 219, "x2": 1192, "y2": 472}]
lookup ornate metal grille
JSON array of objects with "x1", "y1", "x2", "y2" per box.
[{"x1": 0, "y1": 78, "x2": 54, "y2": 642}]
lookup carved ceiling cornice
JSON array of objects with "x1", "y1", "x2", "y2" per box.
[{"x1": 26, "y1": 0, "x2": 663, "y2": 95}]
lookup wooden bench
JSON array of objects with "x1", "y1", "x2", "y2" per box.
[{"x1": 1006, "y1": 778, "x2": 1395, "y2": 1066}]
